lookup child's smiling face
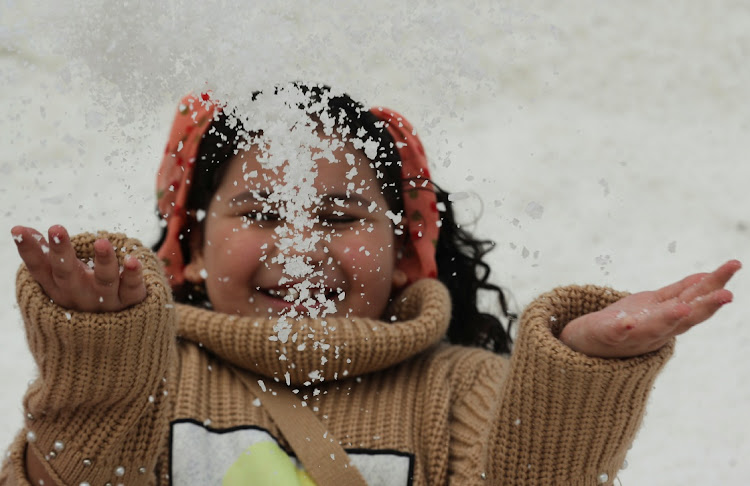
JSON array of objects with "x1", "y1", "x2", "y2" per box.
[{"x1": 185, "y1": 135, "x2": 402, "y2": 320}]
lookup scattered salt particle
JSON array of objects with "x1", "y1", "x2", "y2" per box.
[
  {"x1": 252, "y1": 398, "x2": 261, "y2": 407},
  {"x1": 12, "y1": 234, "x2": 23, "y2": 243},
  {"x1": 177, "y1": 141, "x2": 183, "y2": 152},
  {"x1": 285, "y1": 372, "x2": 291, "y2": 386},
  {"x1": 616, "y1": 311, "x2": 627, "y2": 319},
  {"x1": 525, "y1": 201, "x2": 544, "y2": 219},
  {"x1": 308, "y1": 370, "x2": 321, "y2": 381},
  {"x1": 199, "y1": 269, "x2": 208, "y2": 279},
  {"x1": 514, "y1": 418, "x2": 521, "y2": 426},
  {"x1": 98, "y1": 296, "x2": 103, "y2": 303},
  {"x1": 595, "y1": 255, "x2": 611, "y2": 266},
  {"x1": 436, "y1": 202, "x2": 446, "y2": 212},
  {"x1": 165, "y1": 304, "x2": 174, "y2": 309},
  {"x1": 345, "y1": 167, "x2": 358, "y2": 179},
  {"x1": 599, "y1": 178, "x2": 610, "y2": 196},
  {"x1": 258, "y1": 380, "x2": 266, "y2": 392},
  {"x1": 597, "y1": 472, "x2": 609, "y2": 484},
  {"x1": 65, "y1": 312, "x2": 71, "y2": 320},
  {"x1": 385, "y1": 210, "x2": 402, "y2": 226},
  {"x1": 148, "y1": 395, "x2": 155, "y2": 403},
  {"x1": 330, "y1": 454, "x2": 335, "y2": 460},
  {"x1": 203, "y1": 418, "x2": 212, "y2": 426},
  {"x1": 53, "y1": 236, "x2": 60, "y2": 244},
  {"x1": 41, "y1": 245, "x2": 49, "y2": 254},
  {"x1": 196, "y1": 209, "x2": 206, "y2": 222},
  {"x1": 368, "y1": 201, "x2": 378, "y2": 213},
  {"x1": 33, "y1": 234, "x2": 42, "y2": 242},
  {"x1": 549, "y1": 316, "x2": 557, "y2": 322}
]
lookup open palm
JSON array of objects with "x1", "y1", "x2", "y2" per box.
[
  {"x1": 560, "y1": 260, "x2": 741, "y2": 358},
  {"x1": 11, "y1": 225, "x2": 147, "y2": 312}
]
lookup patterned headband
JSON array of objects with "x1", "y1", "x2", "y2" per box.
[{"x1": 156, "y1": 93, "x2": 440, "y2": 287}]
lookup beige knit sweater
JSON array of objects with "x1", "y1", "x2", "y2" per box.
[{"x1": 0, "y1": 232, "x2": 674, "y2": 486}]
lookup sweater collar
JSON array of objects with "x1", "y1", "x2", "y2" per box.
[{"x1": 175, "y1": 279, "x2": 451, "y2": 386}]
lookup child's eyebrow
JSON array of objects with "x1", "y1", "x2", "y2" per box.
[{"x1": 230, "y1": 191, "x2": 373, "y2": 208}]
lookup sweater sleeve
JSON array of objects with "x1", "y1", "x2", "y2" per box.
[
  {"x1": 0, "y1": 232, "x2": 176, "y2": 486},
  {"x1": 449, "y1": 285, "x2": 674, "y2": 486}
]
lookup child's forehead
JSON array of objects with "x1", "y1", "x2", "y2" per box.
[{"x1": 222, "y1": 141, "x2": 380, "y2": 194}]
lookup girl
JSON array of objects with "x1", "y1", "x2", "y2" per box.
[{"x1": 1, "y1": 84, "x2": 740, "y2": 486}]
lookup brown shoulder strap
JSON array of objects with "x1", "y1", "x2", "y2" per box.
[{"x1": 236, "y1": 372, "x2": 368, "y2": 486}]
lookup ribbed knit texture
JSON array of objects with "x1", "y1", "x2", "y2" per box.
[{"x1": 0, "y1": 232, "x2": 674, "y2": 486}]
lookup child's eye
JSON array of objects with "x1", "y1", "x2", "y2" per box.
[
  {"x1": 319, "y1": 212, "x2": 360, "y2": 226},
  {"x1": 241, "y1": 212, "x2": 280, "y2": 224}
]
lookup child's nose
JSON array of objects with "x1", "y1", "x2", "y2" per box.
[{"x1": 273, "y1": 222, "x2": 329, "y2": 261}]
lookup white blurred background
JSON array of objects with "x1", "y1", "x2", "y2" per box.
[{"x1": 1, "y1": 1, "x2": 748, "y2": 483}]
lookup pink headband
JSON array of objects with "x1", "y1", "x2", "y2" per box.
[{"x1": 156, "y1": 93, "x2": 439, "y2": 286}]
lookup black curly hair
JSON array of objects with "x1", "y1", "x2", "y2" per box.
[{"x1": 153, "y1": 83, "x2": 515, "y2": 354}]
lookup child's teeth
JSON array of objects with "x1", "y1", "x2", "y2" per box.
[{"x1": 267, "y1": 288, "x2": 301, "y2": 300}]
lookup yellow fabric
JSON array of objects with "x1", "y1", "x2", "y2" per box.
[
  {"x1": 223, "y1": 442, "x2": 316, "y2": 486},
  {"x1": 0, "y1": 232, "x2": 675, "y2": 486}
]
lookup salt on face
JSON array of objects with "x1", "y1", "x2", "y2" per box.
[{"x1": 224, "y1": 84, "x2": 382, "y2": 332}]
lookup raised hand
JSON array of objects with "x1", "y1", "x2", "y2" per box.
[
  {"x1": 560, "y1": 260, "x2": 741, "y2": 358},
  {"x1": 11, "y1": 225, "x2": 147, "y2": 312}
]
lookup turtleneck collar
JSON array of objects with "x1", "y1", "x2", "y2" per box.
[{"x1": 176, "y1": 279, "x2": 451, "y2": 386}]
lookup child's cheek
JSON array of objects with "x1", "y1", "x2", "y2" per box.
[{"x1": 336, "y1": 235, "x2": 393, "y2": 272}]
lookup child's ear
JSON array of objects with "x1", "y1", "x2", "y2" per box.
[
  {"x1": 391, "y1": 233, "x2": 409, "y2": 290},
  {"x1": 183, "y1": 221, "x2": 206, "y2": 284},
  {"x1": 391, "y1": 268, "x2": 409, "y2": 289}
]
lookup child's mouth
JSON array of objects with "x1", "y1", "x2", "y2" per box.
[{"x1": 257, "y1": 286, "x2": 342, "y2": 311}]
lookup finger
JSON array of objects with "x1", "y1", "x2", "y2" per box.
[
  {"x1": 673, "y1": 288, "x2": 733, "y2": 336},
  {"x1": 680, "y1": 260, "x2": 742, "y2": 303},
  {"x1": 11, "y1": 226, "x2": 57, "y2": 291},
  {"x1": 92, "y1": 239, "x2": 120, "y2": 289},
  {"x1": 118, "y1": 255, "x2": 147, "y2": 307},
  {"x1": 655, "y1": 272, "x2": 709, "y2": 301},
  {"x1": 47, "y1": 225, "x2": 82, "y2": 285}
]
